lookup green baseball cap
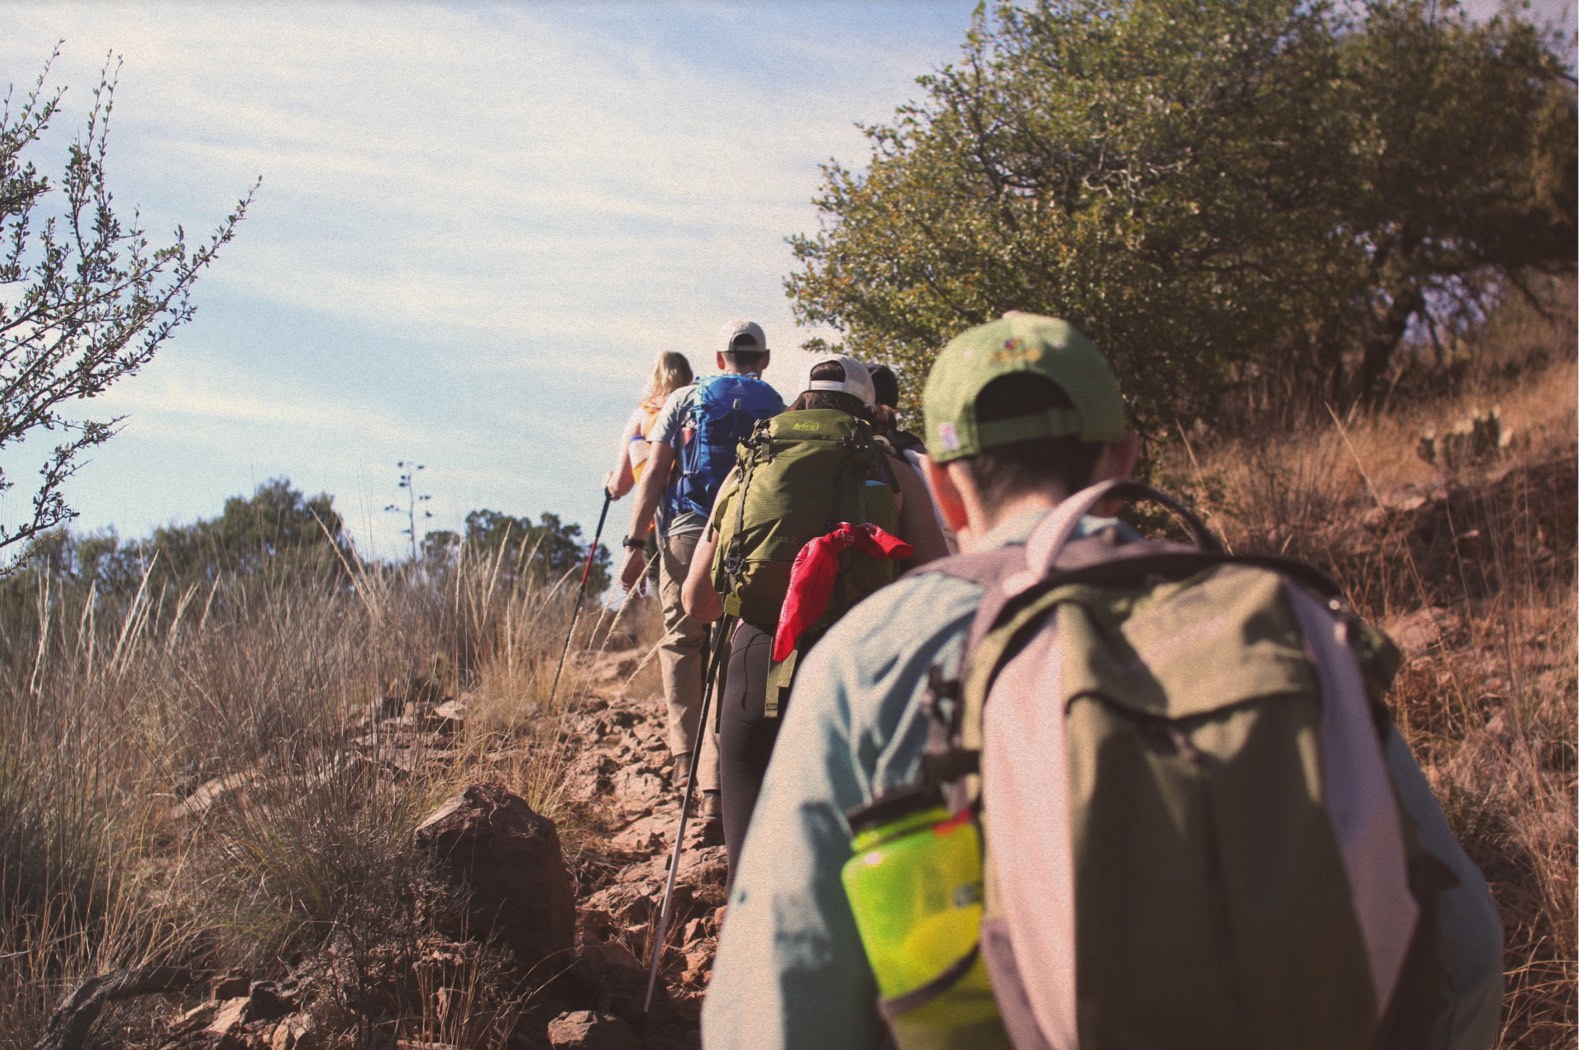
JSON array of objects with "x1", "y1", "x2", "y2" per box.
[{"x1": 922, "y1": 313, "x2": 1126, "y2": 463}]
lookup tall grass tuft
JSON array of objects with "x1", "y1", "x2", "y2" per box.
[{"x1": 0, "y1": 532, "x2": 604, "y2": 1044}]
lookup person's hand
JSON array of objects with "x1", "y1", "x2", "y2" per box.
[
  {"x1": 603, "y1": 472, "x2": 621, "y2": 500},
  {"x1": 619, "y1": 546, "x2": 648, "y2": 593}
]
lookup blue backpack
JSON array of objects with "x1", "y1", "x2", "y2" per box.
[{"x1": 672, "y1": 374, "x2": 783, "y2": 520}]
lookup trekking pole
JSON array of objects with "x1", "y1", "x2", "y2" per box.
[
  {"x1": 547, "y1": 491, "x2": 612, "y2": 708},
  {"x1": 643, "y1": 614, "x2": 735, "y2": 1017}
]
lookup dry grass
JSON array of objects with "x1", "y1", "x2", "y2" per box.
[
  {"x1": 0, "y1": 539, "x2": 617, "y2": 1047},
  {"x1": 1159, "y1": 280, "x2": 1578, "y2": 1048}
]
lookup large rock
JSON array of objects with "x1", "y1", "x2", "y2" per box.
[{"x1": 413, "y1": 783, "x2": 575, "y2": 971}]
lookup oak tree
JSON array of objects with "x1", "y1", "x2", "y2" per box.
[{"x1": 788, "y1": 0, "x2": 1575, "y2": 427}]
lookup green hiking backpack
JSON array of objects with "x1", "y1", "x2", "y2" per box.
[
  {"x1": 863, "y1": 479, "x2": 1456, "y2": 1050},
  {"x1": 710, "y1": 408, "x2": 899, "y2": 634}
]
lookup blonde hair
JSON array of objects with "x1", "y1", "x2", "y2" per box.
[{"x1": 649, "y1": 351, "x2": 693, "y2": 401}]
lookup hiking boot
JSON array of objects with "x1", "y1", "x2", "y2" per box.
[
  {"x1": 700, "y1": 790, "x2": 722, "y2": 821},
  {"x1": 671, "y1": 752, "x2": 693, "y2": 792}
]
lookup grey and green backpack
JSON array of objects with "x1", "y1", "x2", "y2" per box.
[{"x1": 874, "y1": 479, "x2": 1455, "y2": 1050}]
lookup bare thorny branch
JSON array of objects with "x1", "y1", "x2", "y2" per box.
[{"x1": 0, "y1": 49, "x2": 256, "y2": 563}]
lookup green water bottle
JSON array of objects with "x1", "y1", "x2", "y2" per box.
[{"x1": 841, "y1": 785, "x2": 985, "y2": 1000}]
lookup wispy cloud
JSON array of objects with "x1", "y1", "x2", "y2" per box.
[
  {"x1": 92, "y1": 345, "x2": 431, "y2": 452},
  {"x1": 5, "y1": 4, "x2": 950, "y2": 353},
  {"x1": 0, "y1": 3, "x2": 972, "y2": 553}
]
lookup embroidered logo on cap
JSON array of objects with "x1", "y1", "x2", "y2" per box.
[
  {"x1": 938, "y1": 421, "x2": 960, "y2": 452},
  {"x1": 991, "y1": 337, "x2": 1039, "y2": 366}
]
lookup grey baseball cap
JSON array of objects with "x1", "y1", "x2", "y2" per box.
[
  {"x1": 720, "y1": 318, "x2": 768, "y2": 355},
  {"x1": 801, "y1": 354, "x2": 876, "y2": 408}
]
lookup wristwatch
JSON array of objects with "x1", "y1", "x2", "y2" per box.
[{"x1": 622, "y1": 536, "x2": 647, "y2": 551}]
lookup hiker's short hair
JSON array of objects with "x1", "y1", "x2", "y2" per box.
[
  {"x1": 789, "y1": 360, "x2": 873, "y2": 421},
  {"x1": 723, "y1": 348, "x2": 768, "y2": 372},
  {"x1": 869, "y1": 364, "x2": 900, "y2": 410},
  {"x1": 963, "y1": 375, "x2": 1106, "y2": 506}
]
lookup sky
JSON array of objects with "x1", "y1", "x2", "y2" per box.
[
  {"x1": 0, "y1": 2, "x2": 981, "y2": 564},
  {"x1": 0, "y1": 1, "x2": 1573, "y2": 568}
]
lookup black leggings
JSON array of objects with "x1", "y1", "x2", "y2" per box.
[{"x1": 718, "y1": 621, "x2": 782, "y2": 889}]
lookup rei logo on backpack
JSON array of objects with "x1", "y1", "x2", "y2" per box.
[
  {"x1": 853, "y1": 479, "x2": 1450, "y2": 1050},
  {"x1": 673, "y1": 373, "x2": 784, "y2": 521}
]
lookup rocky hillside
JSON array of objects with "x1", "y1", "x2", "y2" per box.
[
  {"x1": 27, "y1": 360, "x2": 1575, "y2": 1049},
  {"x1": 33, "y1": 641, "x2": 723, "y2": 1050}
]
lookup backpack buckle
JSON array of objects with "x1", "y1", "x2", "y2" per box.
[
  {"x1": 924, "y1": 664, "x2": 964, "y2": 735},
  {"x1": 920, "y1": 748, "x2": 980, "y2": 787}
]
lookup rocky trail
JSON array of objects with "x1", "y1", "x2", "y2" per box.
[
  {"x1": 549, "y1": 644, "x2": 732, "y2": 1049},
  {"x1": 380, "y1": 636, "x2": 734, "y2": 1049}
]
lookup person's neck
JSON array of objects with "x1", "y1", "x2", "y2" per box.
[{"x1": 962, "y1": 488, "x2": 1066, "y2": 552}]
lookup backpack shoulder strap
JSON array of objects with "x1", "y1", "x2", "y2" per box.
[
  {"x1": 913, "y1": 480, "x2": 1345, "y2": 793},
  {"x1": 911, "y1": 477, "x2": 1226, "y2": 656},
  {"x1": 1024, "y1": 478, "x2": 1222, "y2": 574}
]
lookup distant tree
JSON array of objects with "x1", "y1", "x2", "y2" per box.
[
  {"x1": 0, "y1": 480, "x2": 345, "y2": 667},
  {"x1": 0, "y1": 526, "x2": 143, "y2": 651},
  {"x1": 8, "y1": 525, "x2": 134, "y2": 587},
  {"x1": 454, "y1": 509, "x2": 610, "y2": 598},
  {"x1": 0, "y1": 49, "x2": 254, "y2": 564},
  {"x1": 419, "y1": 528, "x2": 460, "y2": 570},
  {"x1": 142, "y1": 478, "x2": 348, "y2": 585},
  {"x1": 788, "y1": 0, "x2": 1575, "y2": 425}
]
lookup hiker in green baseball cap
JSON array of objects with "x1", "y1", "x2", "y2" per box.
[
  {"x1": 703, "y1": 313, "x2": 1503, "y2": 1050},
  {"x1": 921, "y1": 312, "x2": 1128, "y2": 457}
]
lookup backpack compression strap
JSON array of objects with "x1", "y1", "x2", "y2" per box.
[
  {"x1": 970, "y1": 479, "x2": 1342, "y2": 633},
  {"x1": 720, "y1": 418, "x2": 769, "y2": 612}
]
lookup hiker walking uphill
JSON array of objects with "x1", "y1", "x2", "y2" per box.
[
  {"x1": 618, "y1": 319, "x2": 783, "y2": 808},
  {"x1": 680, "y1": 355, "x2": 948, "y2": 887},
  {"x1": 870, "y1": 361, "x2": 956, "y2": 554},
  {"x1": 702, "y1": 314, "x2": 1504, "y2": 1050},
  {"x1": 606, "y1": 350, "x2": 694, "y2": 507},
  {"x1": 867, "y1": 362, "x2": 926, "y2": 458},
  {"x1": 605, "y1": 350, "x2": 693, "y2": 587}
]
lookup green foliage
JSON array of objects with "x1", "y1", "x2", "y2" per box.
[
  {"x1": 0, "y1": 49, "x2": 253, "y2": 563},
  {"x1": 141, "y1": 477, "x2": 348, "y2": 585},
  {"x1": 788, "y1": 0, "x2": 1575, "y2": 429},
  {"x1": 0, "y1": 479, "x2": 348, "y2": 670},
  {"x1": 432, "y1": 509, "x2": 610, "y2": 599}
]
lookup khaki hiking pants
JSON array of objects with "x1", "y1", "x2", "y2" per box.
[{"x1": 658, "y1": 529, "x2": 719, "y2": 792}]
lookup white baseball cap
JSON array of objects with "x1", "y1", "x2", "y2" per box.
[{"x1": 801, "y1": 354, "x2": 876, "y2": 408}]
